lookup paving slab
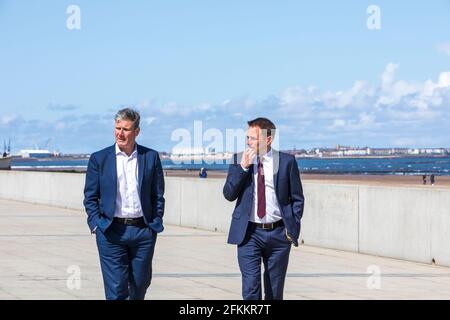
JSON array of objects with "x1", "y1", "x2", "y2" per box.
[{"x1": 1, "y1": 198, "x2": 450, "y2": 300}]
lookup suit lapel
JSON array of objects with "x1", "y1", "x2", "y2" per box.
[
  {"x1": 108, "y1": 145, "x2": 117, "y2": 200},
  {"x1": 137, "y1": 144, "x2": 145, "y2": 195},
  {"x1": 273, "y1": 149, "x2": 280, "y2": 196},
  {"x1": 249, "y1": 163, "x2": 255, "y2": 206},
  {"x1": 249, "y1": 162, "x2": 255, "y2": 185}
]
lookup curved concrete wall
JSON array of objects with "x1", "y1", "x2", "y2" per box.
[
  {"x1": 0, "y1": 171, "x2": 85, "y2": 209},
  {"x1": 1, "y1": 171, "x2": 450, "y2": 267}
]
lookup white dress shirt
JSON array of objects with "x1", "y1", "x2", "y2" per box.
[
  {"x1": 242, "y1": 149, "x2": 282, "y2": 223},
  {"x1": 114, "y1": 144, "x2": 143, "y2": 218}
]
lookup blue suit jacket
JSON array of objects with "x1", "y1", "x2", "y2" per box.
[
  {"x1": 223, "y1": 150, "x2": 304, "y2": 246},
  {"x1": 83, "y1": 144, "x2": 165, "y2": 233}
]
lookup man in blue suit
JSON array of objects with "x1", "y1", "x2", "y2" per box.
[
  {"x1": 223, "y1": 117, "x2": 304, "y2": 300},
  {"x1": 84, "y1": 108, "x2": 165, "y2": 300}
]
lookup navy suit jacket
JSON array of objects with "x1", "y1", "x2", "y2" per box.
[
  {"x1": 83, "y1": 144, "x2": 165, "y2": 233},
  {"x1": 223, "y1": 150, "x2": 304, "y2": 246}
]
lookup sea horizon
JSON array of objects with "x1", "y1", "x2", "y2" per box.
[{"x1": 9, "y1": 155, "x2": 450, "y2": 176}]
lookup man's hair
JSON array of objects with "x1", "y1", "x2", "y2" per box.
[
  {"x1": 247, "y1": 117, "x2": 276, "y2": 137},
  {"x1": 115, "y1": 108, "x2": 140, "y2": 129}
]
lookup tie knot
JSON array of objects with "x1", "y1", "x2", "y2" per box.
[{"x1": 257, "y1": 157, "x2": 264, "y2": 175}]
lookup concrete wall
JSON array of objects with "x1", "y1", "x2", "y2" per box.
[
  {"x1": 0, "y1": 171, "x2": 85, "y2": 209},
  {"x1": 358, "y1": 186, "x2": 450, "y2": 265},
  {"x1": 163, "y1": 177, "x2": 235, "y2": 232},
  {"x1": 1, "y1": 170, "x2": 450, "y2": 267},
  {"x1": 300, "y1": 182, "x2": 359, "y2": 252}
]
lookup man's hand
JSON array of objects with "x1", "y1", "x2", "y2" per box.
[
  {"x1": 285, "y1": 229, "x2": 298, "y2": 247},
  {"x1": 149, "y1": 217, "x2": 164, "y2": 233},
  {"x1": 241, "y1": 148, "x2": 256, "y2": 169}
]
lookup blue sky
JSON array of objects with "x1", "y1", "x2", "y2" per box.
[{"x1": 1, "y1": 0, "x2": 450, "y2": 153}]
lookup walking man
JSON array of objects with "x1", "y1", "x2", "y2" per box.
[
  {"x1": 84, "y1": 108, "x2": 165, "y2": 300},
  {"x1": 223, "y1": 117, "x2": 305, "y2": 300}
]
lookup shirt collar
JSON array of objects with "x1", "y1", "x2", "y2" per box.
[
  {"x1": 263, "y1": 149, "x2": 273, "y2": 160},
  {"x1": 115, "y1": 143, "x2": 137, "y2": 157},
  {"x1": 254, "y1": 148, "x2": 273, "y2": 163}
]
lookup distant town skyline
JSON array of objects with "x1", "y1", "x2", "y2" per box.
[
  {"x1": 7, "y1": 142, "x2": 450, "y2": 157},
  {"x1": 1, "y1": 1, "x2": 450, "y2": 153}
]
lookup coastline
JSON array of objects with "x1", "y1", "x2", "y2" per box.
[
  {"x1": 162, "y1": 170, "x2": 450, "y2": 187},
  {"x1": 9, "y1": 166, "x2": 449, "y2": 188}
]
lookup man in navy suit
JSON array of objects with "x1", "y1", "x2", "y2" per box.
[
  {"x1": 84, "y1": 108, "x2": 165, "y2": 300},
  {"x1": 223, "y1": 117, "x2": 304, "y2": 300}
]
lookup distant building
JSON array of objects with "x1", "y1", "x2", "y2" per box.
[
  {"x1": 371, "y1": 148, "x2": 393, "y2": 156},
  {"x1": 389, "y1": 148, "x2": 408, "y2": 155},
  {"x1": 171, "y1": 147, "x2": 205, "y2": 156},
  {"x1": 421, "y1": 148, "x2": 445, "y2": 155},
  {"x1": 291, "y1": 145, "x2": 449, "y2": 158},
  {"x1": 326, "y1": 150, "x2": 344, "y2": 157},
  {"x1": 19, "y1": 149, "x2": 52, "y2": 158},
  {"x1": 336, "y1": 145, "x2": 351, "y2": 151},
  {"x1": 343, "y1": 149, "x2": 368, "y2": 156}
]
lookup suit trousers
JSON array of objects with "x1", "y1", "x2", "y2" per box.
[
  {"x1": 237, "y1": 222, "x2": 291, "y2": 300},
  {"x1": 96, "y1": 221, "x2": 157, "y2": 300}
]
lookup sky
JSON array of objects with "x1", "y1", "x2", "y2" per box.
[{"x1": 1, "y1": 0, "x2": 450, "y2": 153}]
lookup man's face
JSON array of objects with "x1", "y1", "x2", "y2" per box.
[
  {"x1": 246, "y1": 126, "x2": 272, "y2": 155},
  {"x1": 115, "y1": 119, "x2": 140, "y2": 151}
]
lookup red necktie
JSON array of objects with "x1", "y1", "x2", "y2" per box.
[{"x1": 257, "y1": 157, "x2": 266, "y2": 218}]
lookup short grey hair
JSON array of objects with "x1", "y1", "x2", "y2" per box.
[{"x1": 115, "y1": 108, "x2": 140, "y2": 129}]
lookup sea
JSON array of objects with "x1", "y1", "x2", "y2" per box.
[{"x1": 10, "y1": 156, "x2": 450, "y2": 176}]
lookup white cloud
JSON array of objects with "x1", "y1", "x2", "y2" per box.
[
  {"x1": 381, "y1": 63, "x2": 398, "y2": 91},
  {"x1": 196, "y1": 102, "x2": 212, "y2": 111},
  {"x1": 376, "y1": 64, "x2": 422, "y2": 107},
  {"x1": 437, "y1": 43, "x2": 450, "y2": 57},
  {"x1": 136, "y1": 98, "x2": 157, "y2": 109},
  {"x1": 407, "y1": 71, "x2": 450, "y2": 116},
  {"x1": 358, "y1": 112, "x2": 376, "y2": 127},
  {"x1": 331, "y1": 81, "x2": 374, "y2": 109},
  {"x1": 159, "y1": 102, "x2": 189, "y2": 116},
  {"x1": 328, "y1": 112, "x2": 378, "y2": 132},
  {"x1": 329, "y1": 119, "x2": 346, "y2": 130},
  {"x1": 335, "y1": 81, "x2": 362, "y2": 108},
  {"x1": 438, "y1": 72, "x2": 450, "y2": 88},
  {"x1": 7, "y1": 63, "x2": 450, "y2": 152},
  {"x1": 144, "y1": 117, "x2": 156, "y2": 125},
  {"x1": 1, "y1": 114, "x2": 19, "y2": 125}
]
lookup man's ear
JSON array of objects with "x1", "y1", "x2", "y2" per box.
[
  {"x1": 135, "y1": 127, "x2": 140, "y2": 137},
  {"x1": 267, "y1": 135, "x2": 273, "y2": 147}
]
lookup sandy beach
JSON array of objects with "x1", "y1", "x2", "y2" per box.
[
  {"x1": 164, "y1": 169, "x2": 450, "y2": 188},
  {"x1": 9, "y1": 167, "x2": 450, "y2": 188}
]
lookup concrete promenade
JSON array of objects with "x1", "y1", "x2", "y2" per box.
[
  {"x1": 2, "y1": 198, "x2": 450, "y2": 300},
  {"x1": 2, "y1": 171, "x2": 450, "y2": 267}
]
